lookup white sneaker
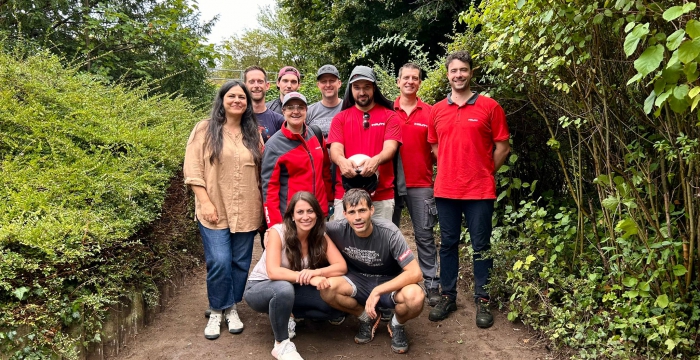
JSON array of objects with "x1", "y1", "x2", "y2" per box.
[
  {"x1": 226, "y1": 308, "x2": 244, "y2": 334},
  {"x1": 204, "y1": 312, "x2": 222, "y2": 340},
  {"x1": 271, "y1": 339, "x2": 304, "y2": 360},
  {"x1": 288, "y1": 316, "x2": 296, "y2": 339}
]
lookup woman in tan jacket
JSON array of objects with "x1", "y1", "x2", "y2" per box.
[{"x1": 184, "y1": 80, "x2": 264, "y2": 340}]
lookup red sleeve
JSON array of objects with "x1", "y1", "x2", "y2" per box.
[
  {"x1": 491, "y1": 104, "x2": 510, "y2": 142},
  {"x1": 428, "y1": 105, "x2": 438, "y2": 144},
  {"x1": 321, "y1": 137, "x2": 334, "y2": 205},
  {"x1": 327, "y1": 111, "x2": 345, "y2": 146},
  {"x1": 383, "y1": 112, "x2": 402, "y2": 144},
  {"x1": 263, "y1": 157, "x2": 284, "y2": 227}
]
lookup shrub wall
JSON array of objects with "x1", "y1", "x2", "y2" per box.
[{"x1": 0, "y1": 48, "x2": 201, "y2": 358}]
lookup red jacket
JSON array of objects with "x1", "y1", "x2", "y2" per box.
[{"x1": 261, "y1": 123, "x2": 333, "y2": 226}]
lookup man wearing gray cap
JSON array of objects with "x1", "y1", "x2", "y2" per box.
[
  {"x1": 307, "y1": 64, "x2": 343, "y2": 138},
  {"x1": 327, "y1": 66, "x2": 402, "y2": 222}
]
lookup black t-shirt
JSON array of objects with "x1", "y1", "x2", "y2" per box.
[{"x1": 326, "y1": 218, "x2": 415, "y2": 277}]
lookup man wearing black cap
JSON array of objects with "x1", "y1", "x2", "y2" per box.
[
  {"x1": 327, "y1": 66, "x2": 402, "y2": 222},
  {"x1": 307, "y1": 64, "x2": 343, "y2": 138},
  {"x1": 266, "y1": 66, "x2": 301, "y2": 114}
]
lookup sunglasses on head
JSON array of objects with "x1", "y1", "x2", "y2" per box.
[{"x1": 363, "y1": 112, "x2": 370, "y2": 129}]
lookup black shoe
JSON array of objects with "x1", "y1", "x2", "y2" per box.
[
  {"x1": 354, "y1": 316, "x2": 381, "y2": 344},
  {"x1": 475, "y1": 298, "x2": 494, "y2": 328},
  {"x1": 427, "y1": 288, "x2": 441, "y2": 307},
  {"x1": 328, "y1": 315, "x2": 346, "y2": 325},
  {"x1": 428, "y1": 295, "x2": 457, "y2": 322},
  {"x1": 387, "y1": 323, "x2": 409, "y2": 353},
  {"x1": 378, "y1": 307, "x2": 393, "y2": 322}
]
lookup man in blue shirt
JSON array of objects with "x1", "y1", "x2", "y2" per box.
[{"x1": 244, "y1": 65, "x2": 284, "y2": 143}]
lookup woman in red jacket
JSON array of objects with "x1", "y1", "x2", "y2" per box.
[{"x1": 261, "y1": 92, "x2": 333, "y2": 227}]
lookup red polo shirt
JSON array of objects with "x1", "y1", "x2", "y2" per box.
[
  {"x1": 328, "y1": 105, "x2": 402, "y2": 201},
  {"x1": 428, "y1": 92, "x2": 509, "y2": 199},
  {"x1": 394, "y1": 96, "x2": 433, "y2": 188}
]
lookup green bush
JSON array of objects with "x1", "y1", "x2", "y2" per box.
[
  {"x1": 0, "y1": 46, "x2": 201, "y2": 358},
  {"x1": 419, "y1": 0, "x2": 700, "y2": 357}
]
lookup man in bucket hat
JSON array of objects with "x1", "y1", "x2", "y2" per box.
[{"x1": 327, "y1": 66, "x2": 402, "y2": 222}]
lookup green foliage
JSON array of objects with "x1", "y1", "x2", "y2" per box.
[
  {"x1": 278, "y1": 0, "x2": 473, "y2": 76},
  {"x1": 0, "y1": 47, "x2": 201, "y2": 357},
  {"x1": 217, "y1": 5, "x2": 309, "y2": 74},
  {"x1": 0, "y1": 0, "x2": 217, "y2": 105},
  {"x1": 448, "y1": 0, "x2": 700, "y2": 357}
]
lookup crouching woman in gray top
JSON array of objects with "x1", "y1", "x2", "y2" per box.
[{"x1": 244, "y1": 191, "x2": 347, "y2": 360}]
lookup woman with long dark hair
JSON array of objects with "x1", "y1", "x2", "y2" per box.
[
  {"x1": 244, "y1": 191, "x2": 347, "y2": 360},
  {"x1": 184, "y1": 80, "x2": 264, "y2": 340}
]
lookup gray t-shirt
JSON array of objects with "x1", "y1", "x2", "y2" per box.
[
  {"x1": 306, "y1": 100, "x2": 343, "y2": 138},
  {"x1": 326, "y1": 218, "x2": 415, "y2": 278}
]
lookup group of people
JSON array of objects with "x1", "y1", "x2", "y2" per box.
[{"x1": 182, "y1": 50, "x2": 510, "y2": 360}]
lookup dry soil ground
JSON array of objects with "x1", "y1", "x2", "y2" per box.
[{"x1": 110, "y1": 218, "x2": 552, "y2": 360}]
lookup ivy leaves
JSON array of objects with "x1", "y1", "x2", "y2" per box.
[{"x1": 625, "y1": 2, "x2": 700, "y2": 114}]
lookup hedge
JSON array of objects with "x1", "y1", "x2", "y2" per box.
[{"x1": 0, "y1": 47, "x2": 203, "y2": 358}]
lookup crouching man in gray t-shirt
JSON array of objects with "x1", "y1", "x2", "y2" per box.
[{"x1": 321, "y1": 188, "x2": 424, "y2": 354}]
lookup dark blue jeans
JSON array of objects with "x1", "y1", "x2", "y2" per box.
[
  {"x1": 435, "y1": 198, "x2": 494, "y2": 302},
  {"x1": 199, "y1": 222, "x2": 256, "y2": 310}
]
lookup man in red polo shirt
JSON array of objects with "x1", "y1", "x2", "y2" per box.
[
  {"x1": 327, "y1": 66, "x2": 402, "y2": 221},
  {"x1": 427, "y1": 51, "x2": 510, "y2": 329},
  {"x1": 393, "y1": 63, "x2": 440, "y2": 307}
]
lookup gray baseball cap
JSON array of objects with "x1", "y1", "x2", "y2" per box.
[
  {"x1": 316, "y1": 64, "x2": 340, "y2": 79},
  {"x1": 348, "y1": 66, "x2": 376, "y2": 84},
  {"x1": 281, "y1": 92, "x2": 307, "y2": 107}
]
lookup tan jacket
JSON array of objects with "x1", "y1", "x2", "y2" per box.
[{"x1": 183, "y1": 120, "x2": 263, "y2": 232}]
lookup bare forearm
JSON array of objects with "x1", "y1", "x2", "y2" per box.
[
  {"x1": 317, "y1": 263, "x2": 346, "y2": 278},
  {"x1": 372, "y1": 267, "x2": 421, "y2": 296},
  {"x1": 373, "y1": 140, "x2": 398, "y2": 165},
  {"x1": 267, "y1": 267, "x2": 301, "y2": 282}
]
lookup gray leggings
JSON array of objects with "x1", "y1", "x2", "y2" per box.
[{"x1": 244, "y1": 280, "x2": 344, "y2": 342}]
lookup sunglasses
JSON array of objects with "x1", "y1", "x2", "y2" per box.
[
  {"x1": 284, "y1": 104, "x2": 307, "y2": 111},
  {"x1": 363, "y1": 112, "x2": 370, "y2": 129}
]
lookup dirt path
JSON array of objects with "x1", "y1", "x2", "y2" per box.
[{"x1": 111, "y1": 220, "x2": 551, "y2": 360}]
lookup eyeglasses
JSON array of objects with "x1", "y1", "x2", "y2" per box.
[
  {"x1": 363, "y1": 112, "x2": 370, "y2": 129},
  {"x1": 283, "y1": 104, "x2": 307, "y2": 112}
]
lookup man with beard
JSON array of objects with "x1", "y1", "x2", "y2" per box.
[
  {"x1": 327, "y1": 66, "x2": 402, "y2": 222},
  {"x1": 266, "y1": 66, "x2": 301, "y2": 114},
  {"x1": 427, "y1": 51, "x2": 510, "y2": 329},
  {"x1": 243, "y1": 66, "x2": 284, "y2": 143}
]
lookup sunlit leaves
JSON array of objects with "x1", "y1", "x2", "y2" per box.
[
  {"x1": 666, "y1": 30, "x2": 685, "y2": 51},
  {"x1": 687, "y1": 20, "x2": 700, "y2": 39},
  {"x1": 624, "y1": 23, "x2": 649, "y2": 56},
  {"x1": 678, "y1": 38, "x2": 700, "y2": 64},
  {"x1": 633, "y1": 44, "x2": 664, "y2": 76}
]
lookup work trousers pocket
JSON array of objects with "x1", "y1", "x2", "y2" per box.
[{"x1": 424, "y1": 197, "x2": 438, "y2": 230}]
